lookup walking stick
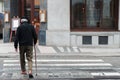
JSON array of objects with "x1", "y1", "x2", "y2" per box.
[{"x1": 34, "y1": 45, "x2": 37, "y2": 76}]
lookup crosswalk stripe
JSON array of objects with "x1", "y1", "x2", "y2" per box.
[
  {"x1": 57, "y1": 47, "x2": 64, "y2": 52},
  {"x1": 56, "y1": 47, "x2": 81, "y2": 52},
  {"x1": 3, "y1": 63, "x2": 112, "y2": 66},
  {"x1": 3, "y1": 59, "x2": 112, "y2": 67},
  {"x1": 72, "y1": 47, "x2": 79, "y2": 52},
  {"x1": 91, "y1": 72, "x2": 120, "y2": 76},
  {"x1": 11, "y1": 73, "x2": 19, "y2": 79},
  {"x1": 38, "y1": 46, "x2": 57, "y2": 53},
  {"x1": 4, "y1": 58, "x2": 120, "y2": 78},
  {"x1": 4, "y1": 59, "x2": 104, "y2": 62},
  {"x1": 66, "y1": 47, "x2": 71, "y2": 52},
  {"x1": 0, "y1": 73, "x2": 7, "y2": 77},
  {"x1": 3, "y1": 67, "x2": 112, "y2": 70}
]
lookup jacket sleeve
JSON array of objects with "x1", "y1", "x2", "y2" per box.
[{"x1": 14, "y1": 28, "x2": 19, "y2": 49}]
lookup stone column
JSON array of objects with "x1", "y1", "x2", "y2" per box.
[
  {"x1": 39, "y1": 0, "x2": 47, "y2": 45},
  {"x1": 3, "y1": 0, "x2": 11, "y2": 42},
  {"x1": 46, "y1": 0, "x2": 70, "y2": 46},
  {"x1": 3, "y1": 0, "x2": 19, "y2": 43}
]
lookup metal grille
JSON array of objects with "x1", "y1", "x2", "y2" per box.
[
  {"x1": 82, "y1": 36, "x2": 92, "y2": 45},
  {"x1": 99, "y1": 36, "x2": 108, "y2": 45}
]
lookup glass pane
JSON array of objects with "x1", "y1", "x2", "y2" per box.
[
  {"x1": 34, "y1": 0, "x2": 40, "y2": 22},
  {"x1": 25, "y1": 0, "x2": 31, "y2": 22},
  {"x1": 101, "y1": 0, "x2": 114, "y2": 28},
  {"x1": 71, "y1": 0, "x2": 85, "y2": 28},
  {"x1": 86, "y1": 0, "x2": 102, "y2": 27},
  {"x1": 26, "y1": 0, "x2": 31, "y2": 8},
  {"x1": 70, "y1": 0, "x2": 118, "y2": 30},
  {"x1": 35, "y1": 0, "x2": 40, "y2": 6}
]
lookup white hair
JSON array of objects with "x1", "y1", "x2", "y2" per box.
[{"x1": 21, "y1": 18, "x2": 28, "y2": 22}]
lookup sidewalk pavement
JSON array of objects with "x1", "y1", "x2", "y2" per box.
[
  {"x1": 38, "y1": 45, "x2": 120, "y2": 57},
  {"x1": 0, "y1": 41, "x2": 120, "y2": 56}
]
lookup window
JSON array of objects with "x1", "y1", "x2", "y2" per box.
[
  {"x1": 35, "y1": 0, "x2": 40, "y2": 6},
  {"x1": 99, "y1": 36, "x2": 108, "y2": 45},
  {"x1": 83, "y1": 36, "x2": 92, "y2": 44},
  {"x1": 70, "y1": 0, "x2": 118, "y2": 31}
]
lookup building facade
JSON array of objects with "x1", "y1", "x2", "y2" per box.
[{"x1": 3, "y1": 0, "x2": 120, "y2": 48}]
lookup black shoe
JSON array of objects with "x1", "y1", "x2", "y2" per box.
[{"x1": 29, "y1": 74, "x2": 34, "y2": 78}]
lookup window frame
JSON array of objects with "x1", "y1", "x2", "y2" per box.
[{"x1": 70, "y1": 0, "x2": 119, "y2": 31}]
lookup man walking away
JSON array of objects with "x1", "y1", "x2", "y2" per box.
[{"x1": 14, "y1": 17, "x2": 37, "y2": 78}]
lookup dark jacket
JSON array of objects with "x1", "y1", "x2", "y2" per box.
[{"x1": 14, "y1": 22, "x2": 37, "y2": 49}]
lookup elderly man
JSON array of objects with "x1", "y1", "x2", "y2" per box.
[{"x1": 14, "y1": 17, "x2": 37, "y2": 78}]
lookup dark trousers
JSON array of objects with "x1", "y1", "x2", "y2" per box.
[{"x1": 19, "y1": 46, "x2": 33, "y2": 71}]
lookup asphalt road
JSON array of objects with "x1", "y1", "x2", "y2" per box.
[
  {"x1": 100, "y1": 56, "x2": 120, "y2": 72},
  {"x1": 0, "y1": 53, "x2": 120, "y2": 80}
]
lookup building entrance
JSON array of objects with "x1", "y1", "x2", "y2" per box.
[{"x1": 19, "y1": 0, "x2": 40, "y2": 36}]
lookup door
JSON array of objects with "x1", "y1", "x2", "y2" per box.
[
  {"x1": 19, "y1": 0, "x2": 34, "y2": 23},
  {"x1": 19, "y1": 0, "x2": 40, "y2": 35},
  {"x1": 34, "y1": 0, "x2": 40, "y2": 36}
]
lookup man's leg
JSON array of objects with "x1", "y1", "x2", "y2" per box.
[
  {"x1": 26, "y1": 46, "x2": 33, "y2": 74},
  {"x1": 19, "y1": 46, "x2": 26, "y2": 74}
]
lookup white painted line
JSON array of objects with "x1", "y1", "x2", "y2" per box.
[
  {"x1": 57, "y1": 47, "x2": 64, "y2": 52},
  {"x1": 67, "y1": 47, "x2": 71, "y2": 52},
  {"x1": 4, "y1": 59, "x2": 104, "y2": 62},
  {"x1": 11, "y1": 73, "x2": 22, "y2": 79},
  {"x1": 73, "y1": 47, "x2": 79, "y2": 52},
  {"x1": 91, "y1": 72, "x2": 120, "y2": 76},
  {"x1": 91, "y1": 72, "x2": 104, "y2": 76},
  {"x1": 3, "y1": 67, "x2": 112, "y2": 70},
  {"x1": 4, "y1": 63, "x2": 112, "y2": 66},
  {"x1": 73, "y1": 47, "x2": 78, "y2": 48},
  {"x1": 103, "y1": 72, "x2": 120, "y2": 76},
  {"x1": 38, "y1": 46, "x2": 57, "y2": 53},
  {"x1": 0, "y1": 73, "x2": 7, "y2": 77}
]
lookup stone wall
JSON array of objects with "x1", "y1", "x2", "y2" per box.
[
  {"x1": 46, "y1": 0, "x2": 70, "y2": 46},
  {"x1": 70, "y1": 32, "x2": 120, "y2": 48}
]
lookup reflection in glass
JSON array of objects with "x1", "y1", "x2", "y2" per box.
[
  {"x1": 102, "y1": 0, "x2": 114, "y2": 28},
  {"x1": 24, "y1": 0, "x2": 31, "y2": 22},
  {"x1": 71, "y1": 0, "x2": 118, "y2": 30},
  {"x1": 71, "y1": 0, "x2": 85, "y2": 28},
  {"x1": 86, "y1": 0, "x2": 102, "y2": 27}
]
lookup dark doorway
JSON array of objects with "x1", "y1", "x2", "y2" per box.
[{"x1": 18, "y1": 0, "x2": 40, "y2": 36}]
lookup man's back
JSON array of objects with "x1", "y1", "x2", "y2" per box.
[
  {"x1": 14, "y1": 18, "x2": 37, "y2": 78},
  {"x1": 14, "y1": 22, "x2": 37, "y2": 48}
]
